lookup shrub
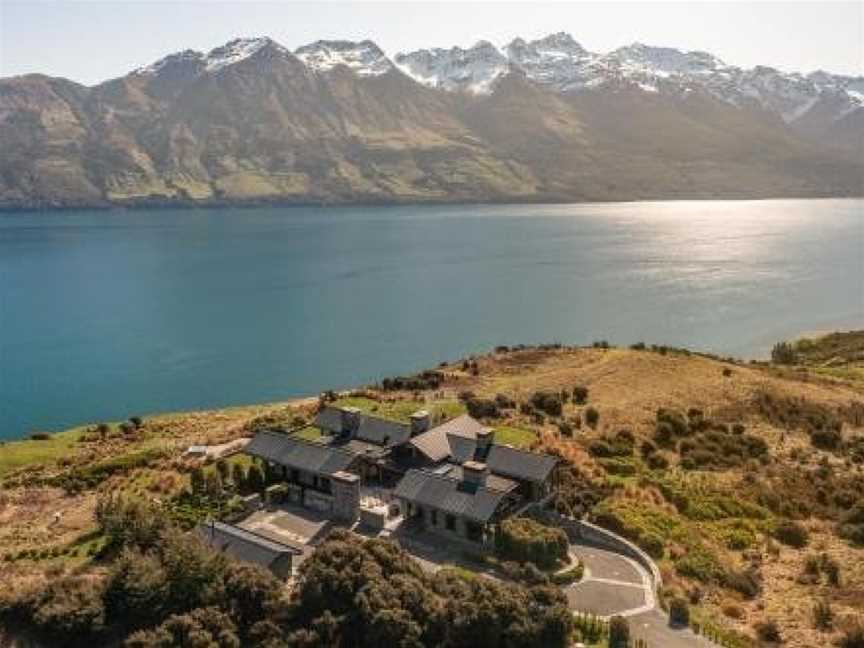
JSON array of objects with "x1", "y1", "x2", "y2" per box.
[
  {"x1": 771, "y1": 341, "x2": 797, "y2": 364},
  {"x1": 466, "y1": 398, "x2": 500, "y2": 419},
  {"x1": 774, "y1": 520, "x2": 809, "y2": 548},
  {"x1": 840, "y1": 625, "x2": 864, "y2": 648},
  {"x1": 608, "y1": 615, "x2": 630, "y2": 648},
  {"x1": 29, "y1": 432, "x2": 52, "y2": 441},
  {"x1": 245, "y1": 465, "x2": 265, "y2": 494},
  {"x1": 647, "y1": 454, "x2": 669, "y2": 470},
  {"x1": 495, "y1": 517, "x2": 568, "y2": 570},
  {"x1": 668, "y1": 597, "x2": 690, "y2": 627},
  {"x1": 810, "y1": 427, "x2": 843, "y2": 450},
  {"x1": 584, "y1": 407, "x2": 599, "y2": 429},
  {"x1": 381, "y1": 370, "x2": 442, "y2": 391},
  {"x1": 530, "y1": 392, "x2": 563, "y2": 417},
  {"x1": 813, "y1": 599, "x2": 833, "y2": 630},
  {"x1": 550, "y1": 562, "x2": 584, "y2": 585},
  {"x1": 572, "y1": 386, "x2": 589, "y2": 405},
  {"x1": 637, "y1": 532, "x2": 664, "y2": 559},
  {"x1": 723, "y1": 568, "x2": 760, "y2": 599},
  {"x1": 755, "y1": 619, "x2": 782, "y2": 642}
]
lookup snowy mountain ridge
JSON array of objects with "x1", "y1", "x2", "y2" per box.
[{"x1": 132, "y1": 33, "x2": 863, "y2": 126}]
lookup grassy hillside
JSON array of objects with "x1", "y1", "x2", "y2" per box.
[{"x1": 1, "y1": 336, "x2": 862, "y2": 647}]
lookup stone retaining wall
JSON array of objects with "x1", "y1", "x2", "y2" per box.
[{"x1": 532, "y1": 509, "x2": 662, "y2": 590}]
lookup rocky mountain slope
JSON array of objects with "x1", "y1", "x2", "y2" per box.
[{"x1": 1, "y1": 33, "x2": 861, "y2": 209}]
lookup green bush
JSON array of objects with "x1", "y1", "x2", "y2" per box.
[
  {"x1": 637, "y1": 532, "x2": 665, "y2": 559},
  {"x1": 530, "y1": 392, "x2": 563, "y2": 417},
  {"x1": 774, "y1": 520, "x2": 809, "y2": 548},
  {"x1": 584, "y1": 407, "x2": 599, "y2": 428},
  {"x1": 609, "y1": 615, "x2": 630, "y2": 648},
  {"x1": 495, "y1": 517, "x2": 569, "y2": 570},
  {"x1": 755, "y1": 619, "x2": 782, "y2": 642},
  {"x1": 572, "y1": 386, "x2": 589, "y2": 405}
]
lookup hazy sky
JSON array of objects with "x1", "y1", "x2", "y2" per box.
[{"x1": 2, "y1": 1, "x2": 862, "y2": 85}]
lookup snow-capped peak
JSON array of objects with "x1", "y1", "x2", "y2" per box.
[
  {"x1": 135, "y1": 49, "x2": 205, "y2": 77},
  {"x1": 204, "y1": 37, "x2": 284, "y2": 72},
  {"x1": 608, "y1": 43, "x2": 727, "y2": 76},
  {"x1": 294, "y1": 40, "x2": 393, "y2": 76},
  {"x1": 395, "y1": 40, "x2": 509, "y2": 94},
  {"x1": 505, "y1": 31, "x2": 592, "y2": 90}
]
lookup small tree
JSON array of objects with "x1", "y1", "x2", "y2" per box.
[
  {"x1": 585, "y1": 407, "x2": 600, "y2": 429},
  {"x1": 755, "y1": 619, "x2": 782, "y2": 642},
  {"x1": 246, "y1": 465, "x2": 265, "y2": 494},
  {"x1": 813, "y1": 599, "x2": 833, "y2": 631},
  {"x1": 608, "y1": 615, "x2": 630, "y2": 648},
  {"x1": 204, "y1": 471, "x2": 223, "y2": 498},
  {"x1": 774, "y1": 519, "x2": 809, "y2": 548},
  {"x1": 215, "y1": 459, "x2": 230, "y2": 482},
  {"x1": 771, "y1": 341, "x2": 797, "y2": 365},
  {"x1": 189, "y1": 467, "x2": 205, "y2": 496},
  {"x1": 572, "y1": 386, "x2": 589, "y2": 405},
  {"x1": 232, "y1": 463, "x2": 247, "y2": 491}
]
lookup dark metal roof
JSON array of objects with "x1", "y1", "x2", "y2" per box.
[
  {"x1": 393, "y1": 469, "x2": 507, "y2": 523},
  {"x1": 409, "y1": 414, "x2": 487, "y2": 462},
  {"x1": 356, "y1": 415, "x2": 411, "y2": 446},
  {"x1": 314, "y1": 407, "x2": 343, "y2": 432},
  {"x1": 196, "y1": 521, "x2": 301, "y2": 568},
  {"x1": 245, "y1": 431, "x2": 356, "y2": 475},
  {"x1": 443, "y1": 463, "x2": 518, "y2": 493},
  {"x1": 485, "y1": 444, "x2": 558, "y2": 483},
  {"x1": 315, "y1": 406, "x2": 411, "y2": 447}
]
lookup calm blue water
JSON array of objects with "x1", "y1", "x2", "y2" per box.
[{"x1": 1, "y1": 199, "x2": 862, "y2": 439}]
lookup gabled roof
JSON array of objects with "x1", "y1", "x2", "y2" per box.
[
  {"x1": 485, "y1": 444, "x2": 558, "y2": 483},
  {"x1": 245, "y1": 430, "x2": 356, "y2": 476},
  {"x1": 393, "y1": 469, "x2": 507, "y2": 523},
  {"x1": 314, "y1": 406, "x2": 411, "y2": 447},
  {"x1": 409, "y1": 414, "x2": 487, "y2": 462},
  {"x1": 356, "y1": 415, "x2": 411, "y2": 446},
  {"x1": 313, "y1": 406, "x2": 343, "y2": 432},
  {"x1": 437, "y1": 463, "x2": 518, "y2": 493},
  {"x1": 196, "y1": 521, "x2": 300, "y2": 569}
]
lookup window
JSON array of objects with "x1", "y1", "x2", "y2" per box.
[
  {"x1": 431, "y1": 510, "x2": 438, "y2": 525},
  {"x1": 445, "y1": 514, "x2": 456, "y2": 531},
  {"x1": 320, "y1": 477, "x2": 331, "y2": 493},
  {"x1": 291, "y1": 469, "x2": 300, "y2": 483}
]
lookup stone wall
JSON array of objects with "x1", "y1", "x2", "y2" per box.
[{"x1": 533, "y1": 510, "x2": 662, "y2": 590}]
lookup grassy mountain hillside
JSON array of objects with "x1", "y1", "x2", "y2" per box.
[
  {"x1": 1, "y1": 45, "x2": 862, "y2": 209},
  {"x1": 1, "y1": 334, "x2": 863, "y2": 646}
]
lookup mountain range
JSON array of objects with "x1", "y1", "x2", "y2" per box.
[{"x1": 1, "y1": 33, "x2": 861, "y2": 208}]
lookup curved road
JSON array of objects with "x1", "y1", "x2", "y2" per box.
[{"x1": 568, "y1": 543, "x2": 714, "y2": 648}]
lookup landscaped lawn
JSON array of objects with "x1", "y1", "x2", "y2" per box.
[
  {"x1": 293, "y1": 426, "x2": 325, "y2": 441},
  {"x1": 332, "y1": 396, "x2": 465, "y2": 422},
  {"x1": 0, "y1": 427, "x2": 89, "y2": 477},
  {"x1": 493, "y1": 425, "x2": 537, "y2": 448}
]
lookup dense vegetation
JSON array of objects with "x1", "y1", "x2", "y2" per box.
[{"x1": 0, "y1": 500, "x2": 572, "y2": 648}]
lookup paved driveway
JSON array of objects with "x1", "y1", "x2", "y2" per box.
[{"x1": 567, "y1": 542, "x2": 715, "y2": 648}]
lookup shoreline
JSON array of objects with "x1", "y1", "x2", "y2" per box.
[{"x1": 1, "y1": 194, "x2": 861, "y2": 216}]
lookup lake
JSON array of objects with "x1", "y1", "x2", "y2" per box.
[{"x1": 1, "y1": 199, "x2": 862, "y2": 440}]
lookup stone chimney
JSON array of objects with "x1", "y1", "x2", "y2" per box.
[
  {"x1": 462, "y1": 460, "x2": 489, "y2": 487},
  {"x1": 339, "y1": 406, "x2": 361, "y2": 437},
  {"x1": 331, "y1": 471, "x2": 360, "y2": 523},
  {"x1": 475, "y1": 427, "x2": 494, "y2": 459},
  {"x1": 409, "y1": 410, "x2": 431, "y2": 436}
]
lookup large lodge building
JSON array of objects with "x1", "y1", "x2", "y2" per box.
[{"x1": 243, "y1": 404, "x2": 560, "y2": 545}]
